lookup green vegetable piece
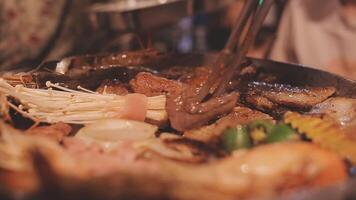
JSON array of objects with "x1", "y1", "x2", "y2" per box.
[
  {"x1": 251, "y1": 128, "x2": 267, "y2": 144},
  {"x1": 221, "y1": 125, "x2": 252, "y2": 153},
  {"x1": 249, "y1": 120, "x2": 274, "y2": 134},
  {"x1": 266, "y1": 124, "x2": 298, "y2": 143}
]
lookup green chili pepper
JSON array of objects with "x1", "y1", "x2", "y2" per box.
[
  {"x1": 249, "y1": 120, "x2": 274, "y2": 134},
  {"x1": 266, "y1": 124, "x2": 298, "y2": 143},
  {"x1": 221, "y1": 125, "x2": 252, "y2": 153}
]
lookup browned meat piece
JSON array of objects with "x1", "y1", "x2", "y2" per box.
[
  {"x1": 245, "y1": 94, "x2": 275, "y2": 110},
  {"x1": 25, "y1": 123, "x2": 72, "y2": 142},
  {"x1": 96, "y1": 80, "x2": 129, "y2": 95},
  {"x1": 130, "y1": 72, "x2": 183, "y2": 97},
  {"x1": 167, "y1": 92, "x2": 239, "y2": 132},
  {"x1": 164, "y1": 65, "x2": 256, "y2": 91},
  {"x1": 184, "y1": 106, "x2": 273, "y2": 144},
  {"x1": 141, "y1": 134, "x2": 223, "y2": 163},
  {"x1": 247, "y1": 82, "x2": 336, "y2": 109},
  {"x1": 160, "y1": 66, "x2": 196, "y2": 80},
  {"x1": 179, "y1": 66, "x2": 211, "y2": 88},
  {"x1": 179, "y1": 66, "x2": 251, "y2": 95},
  {"x1": 165, "y1": 65, "x2": 243, "y2": 132}
]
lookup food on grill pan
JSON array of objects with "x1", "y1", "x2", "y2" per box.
[{"x1": 0, "y1": 51, "x2": 355, "y2": 200}]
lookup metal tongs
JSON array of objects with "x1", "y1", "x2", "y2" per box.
[
  {"x1": 188, "y1": 0, "x2": 274, "y2": 108},
  {"x1": 168, "y1": 0, "x2": 274, "y2": 131}
]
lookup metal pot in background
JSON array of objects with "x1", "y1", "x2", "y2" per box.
[
  {"x1": 88, "y1": 0, "x2": 236, "y2": 33},
  {"x1": 86, "y1": 0, "x2": 238, "y2": 52}
]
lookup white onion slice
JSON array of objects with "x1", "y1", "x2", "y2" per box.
[{"x1": 75, "y1": 119, "x2": 157, "y2": 150}]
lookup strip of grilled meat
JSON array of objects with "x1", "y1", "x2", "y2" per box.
[{"x1": 245, "y1": 82, "x2": 336, "y2": 112}]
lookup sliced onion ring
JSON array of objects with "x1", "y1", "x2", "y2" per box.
[{"x1": 75, "y1": 119, "x2": 158, "y2": 150}]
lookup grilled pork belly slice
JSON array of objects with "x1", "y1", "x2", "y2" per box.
[{"x1": 245, "y1": 82, "x2": 336, "y2": 111}]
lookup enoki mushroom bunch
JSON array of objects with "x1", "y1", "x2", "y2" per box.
[{"x1": 0, "y1": 79, "x2": 167, "y2": 124}]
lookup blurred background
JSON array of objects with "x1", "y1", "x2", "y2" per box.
[{"x1": 0, "y1": 0, "x2": 355, "y2": 79}]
